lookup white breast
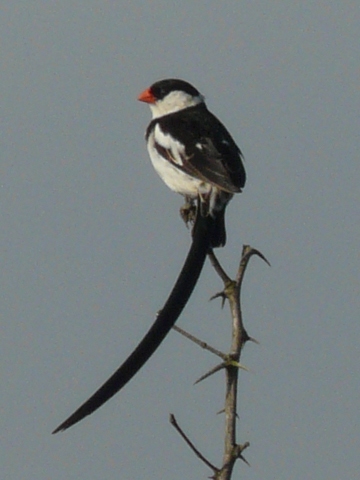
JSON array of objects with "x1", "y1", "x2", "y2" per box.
[{"x1": 147, "y1": 127, "x2": 210, "y2": 198}]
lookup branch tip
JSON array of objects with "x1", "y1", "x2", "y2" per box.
[{"x1": 242, "y1": 245, "x2": 270, "y2": 267}]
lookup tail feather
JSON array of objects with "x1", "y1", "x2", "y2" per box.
[
  {"x1": 198, "y1": 189, "x2": 230, "y2": 249},
  {"x1": 52, "y1": 213, "x2": 214, "y2": 433},
  {"x1": 210, "y1": 209, "x2": 227, "y2": 248}
]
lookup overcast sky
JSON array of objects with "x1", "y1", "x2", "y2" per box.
[{"x1": 1, "y1": 2, "x2": 359, "y2": 479}]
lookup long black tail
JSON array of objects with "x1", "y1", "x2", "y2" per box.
[{"x1": 52, "y1": 213, "x2": 214, "y2": 433}]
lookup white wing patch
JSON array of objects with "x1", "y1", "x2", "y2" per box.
[{"x1": 154, "y1": 124, "x2": 185, "y2": 166}]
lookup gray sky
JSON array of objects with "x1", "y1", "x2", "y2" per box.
[{"x1": 1, "y1": 2, "x2": 359, "y2": 479}]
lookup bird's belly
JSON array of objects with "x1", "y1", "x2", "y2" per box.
[{"x1": 149, "y1": 147, "x2": 206, "y2": 198}]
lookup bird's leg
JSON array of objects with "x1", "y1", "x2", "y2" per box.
[
  {"x1": 198, "y1": 191, "x2": 211, "y2": 218},
  {"x1": 180, "y1": 197, "x2": 197, "y2": 227}
]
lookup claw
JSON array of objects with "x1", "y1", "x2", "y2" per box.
[{"x1": 180, "y1": 199, "x2": 197, "y2": 227}]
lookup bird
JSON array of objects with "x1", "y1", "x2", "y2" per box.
[
  {"x1": 138, "y1": 78, "x2": 246, "y2": 247},
  {"x1": 52, "y1": 79, "x2": 245, "y2": 433}
]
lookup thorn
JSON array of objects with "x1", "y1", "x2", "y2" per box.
[
  {"x1": 209, "y1": 291, "x2": 223, "y2": 301},
  {"x1": 227, "y1": 360, "x2": 249, "y2": 372},
  {"x1": 250, "y1": 248, "x2": 271, "y2": 267},
  {"x1": 234, "y1": 442, "x2": 251, "y2": 466},
  {"x1": 242, "y1": 330, "x2": 259, "y2": 345},
  {"x1": 239, "y1": 454, "x2": 251, "y2": 467},
  {"x1": 194, "y1": 363, "x2": 226, "y2": 384},
  {"x1": 209, "y1": 290, "x2": 226, "y2": 308},
  {"x1": 209, "y1": 280, "x2": 237, "y2": 307}
]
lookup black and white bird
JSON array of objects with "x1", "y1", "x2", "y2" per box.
[
  {"x1": 52, "y1": 79, "x2": 246, "y2": 434},
  {"x1": 138, "y1": 78, "x2": 246, "y2": 247}
]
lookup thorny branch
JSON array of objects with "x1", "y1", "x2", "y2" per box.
[{"x1": 171, "y1": 245, "x2": 269, "y2": 479}]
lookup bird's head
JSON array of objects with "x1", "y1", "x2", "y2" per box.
[{"x1": 138, "y1": 78, "x2": 205, "y2": 118}]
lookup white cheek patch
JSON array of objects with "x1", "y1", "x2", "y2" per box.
[
  {"x1": 154, "y1": 124, "x2": 185, "y2": 166},
  {"x1": 150, "y1": 91, "x2": 204, "y2": 118}
]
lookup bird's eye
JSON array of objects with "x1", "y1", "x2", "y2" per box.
[
  {"x1": 152, "y1": 85, "x2": 167, "y2": 99},
  {"x1": 158, "y1": 88, "x2": 166, "y2": 98}
]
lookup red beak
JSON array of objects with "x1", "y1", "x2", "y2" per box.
[{"x1": 138, "y1": 87, "x2": 156, "y2": 104}]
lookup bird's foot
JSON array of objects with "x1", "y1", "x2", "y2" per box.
[{"x1": 180, "y1": 200, "x2": 197, "y2": 227}]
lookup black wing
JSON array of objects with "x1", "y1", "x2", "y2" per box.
[{"x1": 149, "y1": 103, "x2": 246, "y2": 193}]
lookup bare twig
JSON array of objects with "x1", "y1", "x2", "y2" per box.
[
  {"x1": 172, "y1": 325, "x2": 227, "y2": 360},
  {"x1": 207, "y1": 249, "x2": 231, "y2": 284},
  {"x1": 169, "y1": 414, "x2": 219, "y2": 474}
]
